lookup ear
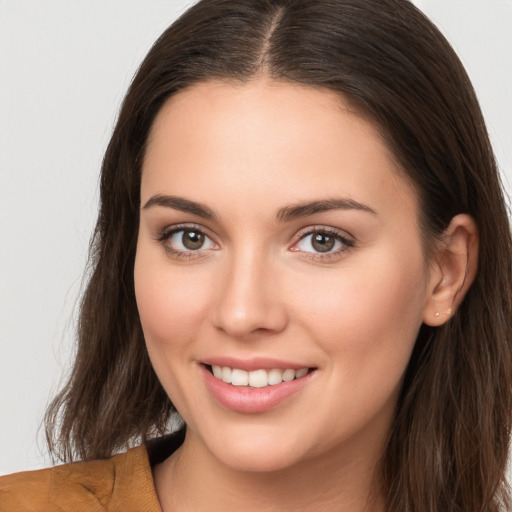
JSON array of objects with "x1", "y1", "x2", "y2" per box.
[{"x1": 423, "y1": 214, "x2": 479, "y2": 326}]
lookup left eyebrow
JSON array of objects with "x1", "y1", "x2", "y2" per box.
[{"x1": 276, "y1": 198, "x2": 377, "y2": 222}]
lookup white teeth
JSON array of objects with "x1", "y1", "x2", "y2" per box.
[
  {"x1": 248, "y1": 369, "x2": 268, "y2": 388},
  {"x1": 295, "y1": 368, "x2": 308, "y2": 378},
  {"x1": 282, "y1": 369, "x2": 296, "y2": 382},
  {"x1": 221, "y1": 366, "x2": 232, "y2": 383},
  {"x1": 211, "y1": 365, "x2": 309, "y2": 388},
  {"x1": 267, "y1": 368, "x2": 283, "y2": 386},
  {"x1": 231, "y1": 369, "x2": 249, "y2": 386}
]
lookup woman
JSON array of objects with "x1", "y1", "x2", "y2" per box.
[{"x1": 1, "y1": 0, "x2": 511, "y2": 510}]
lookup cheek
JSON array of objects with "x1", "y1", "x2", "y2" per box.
[
  {"x1": 291, "y1": 245, "x2": 428, "y2": 371},
  {"x1": 134, "y1": 245, "x2": 213, "y2": 416},
  {"x1": 287, "y1": 249, "x2": 428, "y2": 439},
  {"x1": 134, "y1": 247, "x2": 209, "y2": 351}
]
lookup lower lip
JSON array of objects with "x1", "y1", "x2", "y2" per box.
[{"x1": 200, "y1": 364, "x2": 315, "y2": 414}]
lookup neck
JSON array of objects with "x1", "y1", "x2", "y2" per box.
[{"x1": 154, "y1": 430, "x2": 386, "y2": 512}]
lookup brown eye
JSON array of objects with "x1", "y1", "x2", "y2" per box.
[
  {"x1": 311, "y1": 233, "x2": 335, "y2": 253},
  {"x1": 293, "y1": 228, "x2": 353, "y2": 257},
  {"x1": 182, "y1": 230, "x2": 205, "y2": 250},
  {"x1": 162, "y1": 227, "x2": 218, "y2": 254}
]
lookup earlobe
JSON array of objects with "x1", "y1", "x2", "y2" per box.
[{"x1": 423, "y1": 214, "x2": 478, "y2": 327}]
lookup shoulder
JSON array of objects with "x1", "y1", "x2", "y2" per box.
[{"x1": 0, "y1": 444, "x2": 162, "y2": 511}]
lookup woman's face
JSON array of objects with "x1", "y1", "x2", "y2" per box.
[{"x1": 135, "y1": 79, "x2": 436, "y2": 473}]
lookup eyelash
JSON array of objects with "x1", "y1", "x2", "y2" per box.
[
  {"x1": 291, "y1": 226, "x2": 355, "y2": 261},
  {"x1": 156, "y1": 224, "x2": 355, "y2": 261},
  {"x1": 156, "y1": 223, "x2": 218, "y2": 260}
]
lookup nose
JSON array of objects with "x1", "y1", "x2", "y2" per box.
[{"x1": 209, "y1": 248, "x2": 288, "y2": 339}]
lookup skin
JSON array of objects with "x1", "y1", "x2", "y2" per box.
[{"x1": 134, "y1": 79, "x2": 477, "y2": 511}]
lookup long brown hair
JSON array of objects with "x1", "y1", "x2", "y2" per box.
[{"x1": 45, "y1": 0, "x2": 512, "y2": 510}]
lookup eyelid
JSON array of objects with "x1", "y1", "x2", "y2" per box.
[
  {"x1": 289, "y1": 225, "x2": 355, "y2": 259},
  {"x1": 156, "y1": 222, "x2": 217, "y2": 241},
  {"x1": 293, "y1": 224, "x2": 355, "y2": 241},
  {"x1": 156, "y1": 222, "x2": 220, "y2": 258}
]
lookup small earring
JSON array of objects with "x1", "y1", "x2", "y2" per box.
[{"x1": 434, "y1": 309, "x2": 453, "y2": 320}]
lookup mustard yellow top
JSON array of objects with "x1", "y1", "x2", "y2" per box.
[{"x1": 0, "y1": 443, "x2": 164, "y2": 511}]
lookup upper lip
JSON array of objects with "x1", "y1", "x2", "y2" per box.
[{"x1": 200, "y1": 356, "x2": 314, "y2": 372}]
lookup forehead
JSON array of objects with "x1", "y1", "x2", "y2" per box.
[{"x1": 141, "y1": 79, "x2": 419, "y2": 224}]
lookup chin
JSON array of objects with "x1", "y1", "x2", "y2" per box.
[{"x1": 198, "y1": 425, "x2": 308, "y2": 474}]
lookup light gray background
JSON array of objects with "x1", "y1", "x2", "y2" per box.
[{"x1": 1, "y1": 0, "x2": 511, "y2": 475}]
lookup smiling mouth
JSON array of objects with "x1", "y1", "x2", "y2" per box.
[{"x1": 205, "y1": 364, "x2": 314, "y2": 388}]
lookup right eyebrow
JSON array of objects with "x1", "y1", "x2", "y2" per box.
[{"x1": 142, "y1": 194, "x2": 217, "y2": 220}]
